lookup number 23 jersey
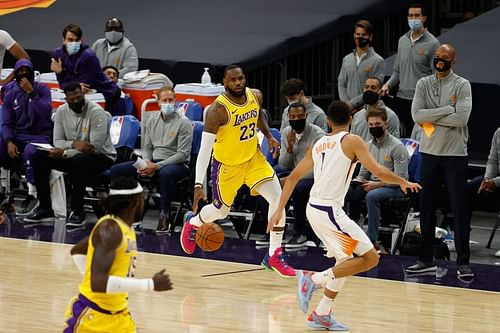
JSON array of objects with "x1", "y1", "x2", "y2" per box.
[{"x1": 213, "y1": 88, "x2": 260, "y2": 166}]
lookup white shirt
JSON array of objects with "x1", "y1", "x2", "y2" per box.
[{"x1": 0, "y1": 30, "x2": 16, "y2": 71}]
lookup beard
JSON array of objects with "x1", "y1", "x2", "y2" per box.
[{"x1": 226, "y1": 85, "x2": 246, "y2": 98}]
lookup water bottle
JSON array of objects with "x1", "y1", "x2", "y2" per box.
[{"x1": 201, "y1": 67, "x2": 211, "y2": 85}]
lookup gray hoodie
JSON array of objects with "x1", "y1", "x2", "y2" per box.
[{"x1": 411, "y1": 71, "x2": 472, "y2": 156}]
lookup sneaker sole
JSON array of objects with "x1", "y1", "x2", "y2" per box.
[
  {"x1": 405, "y1": 266, "x2": 437, "y2": 274},
  {"x1": 269, "y1": 266, "x2": 296, "y2": 278},
  {"x1": 306, "y1": 321, "x2": 349, "y2": 331},
  {"x1": 23, "y1": 217, "x2": 55, "y2": 223}
]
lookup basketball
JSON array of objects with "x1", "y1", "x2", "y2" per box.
[{"x1": 195, "y1": 223, "x2": 224, "y2": 251}]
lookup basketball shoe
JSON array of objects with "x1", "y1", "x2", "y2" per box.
[
  {"x1": 180, "y1": 211, "x2": 198, "y2": 254},
  {"x1": 261, "y1": 247, "x2": 296, "y2": 278},
  {"x1": 306, "y1": 311, "x2": 349, "y2": 331},
  {"x1": 297, "y1": 270, "x2": 320, "y2": 313}
]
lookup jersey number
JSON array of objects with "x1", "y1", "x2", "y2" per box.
[{"x1": 239, "y1": 123, "x2": 256, "y2": 141}]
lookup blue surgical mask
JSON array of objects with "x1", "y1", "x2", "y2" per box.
[
  {"x1": 66, "y1": 41, "x2": 81, "y2": 55},
  {"x1": 161, "y1": 103, "x2": 176, "y2": 117},
  {"x1": 408, "y1": 19, "x2": 423, "y2": 32}
]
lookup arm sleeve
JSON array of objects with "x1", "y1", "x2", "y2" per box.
[
  {"x1": 119, "y1": 45, "x2": 139, "y2": 78},
  {"x1": 1, "y1": 96, "x2": 15, "y2": 142},
  {"x1": 392, "y1": 144, "x2": 409, "y2": 180},
  {"x1": 77, "y1": 54, "x2": 101, "y2": 86},
  {"x1": 278, "y1": 128, "x2": 294, "y2": 169},
  {"x1": 485, "y1": 130, "x2": 500, "y2": 186},
  {"x1": 29, "y1": 84, "x2": 53, "y2": 124},
  {"x1": 337, "y1": 60, "x2": 349, "y2": 101},
  {"x1": 385, "y1": 48, "x2": 401, "y2": 89},
  {"x1": 0, "y1": 30, "x2": 16, "y2": 49},
  {"x1": 194, "y1": 132, "x2": 216, "y2": 185},
  {"x1": 88, "y1": 110, "x2": 111, "y2": 152},
  {"x1": 156, "y1": 120, "x2": 193, "y2": 168},
  {"x1": 432, "y1": 81, "x2": 472, "y2": 127},
  {"x1": 53, "y1": 110, "x2": 74, "y2": 149},
  {"x1": 143, "y1": 118, "x2": 153, "y2": 161}
]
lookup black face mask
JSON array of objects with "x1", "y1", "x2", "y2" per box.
[
  {"x1": 356, "y1": 37, "x2": 370, "y2": 48},
  {"x1": 289, "y1": 118, "x2": 306, "y2": 133},
  {"x1": 433, "y1": 57, "x2": 452, "y2": 72},
  {"x1": 15, "y1": 71, "x2": 34, "y2": 84},
  {"x1": 68, "y1": 99, "x2": 85, "y2": 113},
  {"x1": 369, "y1": 126, "x2": 385, "y2": 139},
  {"x1": 362, "y1": 90, "x2": 379, "y2": 105}
]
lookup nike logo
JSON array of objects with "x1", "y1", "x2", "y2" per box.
[
  {"x1": 13, "y1": 105, "x2": 20, "y2": 110},
  {"x1": 301, "y1": 278, "x2": 309, "y2": 293}
]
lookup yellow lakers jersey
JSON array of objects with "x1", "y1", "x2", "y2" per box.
[
  {"x1": 213, "y1": 88, "x2": 260, "y2": 165},
  {"x1": 79, "y1": 215, "x2": 138, "y2": 312}
]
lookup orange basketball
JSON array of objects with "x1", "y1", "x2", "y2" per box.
[{"x1": 195, "y1": 223, "x2": 224, "y2": 251}]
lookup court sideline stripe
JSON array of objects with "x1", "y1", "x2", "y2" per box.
[{"x1": 201, "y1": 268, "x2": 266, "y2": 277}]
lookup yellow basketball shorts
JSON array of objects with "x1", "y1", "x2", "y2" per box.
[
  {"x1": 63, "y1": 294, "x2": 136, "y2": 333},
  {"x1": 211, "y1": 150, "x2": 275, "y2": 208}
]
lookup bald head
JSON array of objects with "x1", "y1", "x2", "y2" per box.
[{"x1": 436, "y1": 44, "x2": 456, "y2": 60}]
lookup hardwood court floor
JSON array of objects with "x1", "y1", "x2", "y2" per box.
[{"x1": 1, "y1": 237, "x2": 498, "y2": 333}]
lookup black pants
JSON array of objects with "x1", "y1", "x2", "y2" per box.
[
  {"x1": 33, "y1": 152, "x2": 114, "y2": 213},
  {"x1": 419, "y1": 153, "x2": 471, "y2": 265},
  {"x1": 383, "y1": 96, "x2": 413, "y2": 138}
]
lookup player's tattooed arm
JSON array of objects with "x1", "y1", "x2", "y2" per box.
[{"x1": 204, "y1": 102, "x2": 229, "y2": 134}]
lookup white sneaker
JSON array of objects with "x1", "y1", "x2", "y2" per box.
[{"x1": 495, "y1": 249, "x2": 500, "y2": 258}]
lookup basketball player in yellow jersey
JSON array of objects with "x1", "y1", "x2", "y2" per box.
[
  {"x1": 63, "y1": 177, "x2": 172, "y2": 333},
  {"x1": 180, "y1": 64, "x2": 295, "y2": 277}
]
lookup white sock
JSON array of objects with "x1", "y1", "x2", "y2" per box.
[
  {"x1": 315, "y1": 295, "x2": 334, "y2": 316},
  {"x1": 28, "y1": 183, "x2": 37, "y2": 197},
  {"x1": 190, "y1": 204, "x2": 230, "y2": 228},
  {"x1": 311, "y1": 268, "x2": 333, "y2": 286},
  {"x1": 269, "y1": 230, "x2": 284, "y2": 256}
]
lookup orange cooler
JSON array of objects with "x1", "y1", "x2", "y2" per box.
[{"x1": 174, "y1": 83, "x2": 225, "y2": 107}]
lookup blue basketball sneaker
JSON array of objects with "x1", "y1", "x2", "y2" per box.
[
  {"x1": 297, "y1": 270, "x2": 320, "y2": 313},
  {"x1": 306, "y1": 311, "x2": 349, "y2": 331}
]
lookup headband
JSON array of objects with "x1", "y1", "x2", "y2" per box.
[{"x1": 109, "y1": 183, "x2": 143, "y2": 196}]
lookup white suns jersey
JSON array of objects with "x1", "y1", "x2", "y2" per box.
[{"x1": 309, "y1": 131, "x2": 358, "y2": 206}]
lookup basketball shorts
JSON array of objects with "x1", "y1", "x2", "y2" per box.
[
  {"x1": 211, "y1": 150, "x2": 275, "y2": 208},
  {"x1": 306, "y1": 201, "x2": 373, "y2": 260},
  {"x1": 63, "y1": 294, "x2": 136, "y2": 333}
]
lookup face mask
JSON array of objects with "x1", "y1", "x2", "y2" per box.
[
  {"x1": 408, "y1": 19, "x2": 423, "y2": 31},
  {"x1": 161, "y1": 103, "x2": 176, "y2": 117},
  {"x1": 356, "y1": 37, "x2": 370, "y2": 48},
  {"x1": 105, "y1": 31, "x2": 123, "y2": 44},
  {"x1": 369, "y1": 126, "x2": 385, "y2": 139},
  {"x1": 362, "y1": 90, "x2": 379, "y2": 105},
  {"x1": 68, "y1": 99, "x2": 85, "y2": 113},
  {"x1": 433, "y1": 57, "x2": 452, "y2": 73},
  {"x1": 66, "y1": 41, "x2": 81, "y2": 55},
  {"x1": 15, "y1": 71, "x2": 34, "y2": 84},
  {"x1": 289, "y1": 118, "x2": 306, "y2": 133}
]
